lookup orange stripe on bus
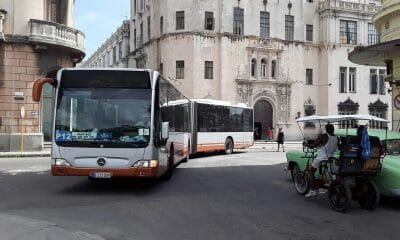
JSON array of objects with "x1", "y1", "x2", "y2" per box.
[{"x1": 196, "y1": 142, "x2": 252, "y2": 152}]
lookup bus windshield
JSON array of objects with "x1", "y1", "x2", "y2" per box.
[{"x1": 55, "y1": 87, "x2": 152, "y2": 148}]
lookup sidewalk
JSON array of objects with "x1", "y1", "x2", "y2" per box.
[
  {"x1": 0, "y1": 150, "x2": 50, "y2": 158},
  {"x1": 250, "y1": 140, "x2": 303, "y2": 150}
]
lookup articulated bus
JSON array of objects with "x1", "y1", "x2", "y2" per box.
[
  {"x1": 33, "y1": 68, "x2": 253, "y2": 180},
  {"x1": 163, "y1": 99, "x2": 254, "y2": 155}
]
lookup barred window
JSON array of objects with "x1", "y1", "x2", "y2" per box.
[
  {"x1": 133, "y1": 28, "x2": 136, "y2": 49},
  {"x1": 368, "y1": 23, "x2": 379, "y2": 45},
  {"x1": 205, "y1": 61, "x2": 213, "y2": 79},
  {"x1": 370, "y1": 69, "x2": 377, "y2": 94},
  {"x1": 369, "y1": 100, "x2": 388, "y2": 129},
  {"x1": 205, "y1": 12, "x2": 214, "y2": 30},
  {"x1": 271, "y1": 60, "x2": 276, "y2": 79},
  {"x1": 261, "y1": 59, "x2": 267, "y2": 78},
  {"x1": 285, "y1": 15, "x2": 294, "y2": 41},
  {"x1": 306, "y1": 69, "x2": 313, "y2": 85},
  {"x1": 112, "y1": 46, "x2": 116, "y2": 64},
  {"x1": 160, "y1": 16, "x2": 163, "y2": 34},
  {"x1": 176, "y1": 61, "x2": 184, "y2": 79},
  {"x1": 176, "y1": 11, "x2": 185, "y2": 30},
  {"x1": 251, "y1": 59, "x2": 257, "y2": 77},
  {"x1": 260, "y1": 11, "x2": 270, "y2": 38},
  {"x1": 233, "y1": 7, "x2": 244, "y2": 35},
  {"x1": 349, "y1": 67, "x2": 356, "y2": 93},
  {"x1": 139, "y1": 23, "x2": 143, "y2": 46},
  {"x1": 339, "y1": 67, "x2": 347, "y2": 93},
  {"x1": 306, "y1": 24, "x2": 313, "y2": 41},
  {"x1": 118, "y1": 41, "x2": 122, "y2": 59},
  {"x1": 147, "y1": 16, "x2": 151, "y2": 40},
  {"x1": 338, "y1": 98, "x2": 359, "y2": 129},
  {"x1": 340, "y1": 20, "x2": 357, "y2": 44}
]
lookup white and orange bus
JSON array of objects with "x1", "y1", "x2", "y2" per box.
[
  {"x1": 163, "y1": 99, "x2": 254, "y2": 155},
  {"x1": 32, "y1": 68, "x2": 253, "y2": 181},
  {"x1": 33, "y1": 68, "x2": 190, "y2": 180}
]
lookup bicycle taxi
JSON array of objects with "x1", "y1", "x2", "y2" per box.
[{"x1": 293, "y1": 114, "x2": 388, "y2": 212}]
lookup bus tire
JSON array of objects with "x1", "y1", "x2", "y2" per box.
[
  {"x1": 181, "y1": 140, "x2": 190, "y2": 163},
  {"x1": 161, "y1": 146, "x2": 174, "y2": 181},
  {"x1": 224, "y1": 138, "x2": 234, "y2": 154}
]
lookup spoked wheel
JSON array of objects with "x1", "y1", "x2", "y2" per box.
[
  {"x1": 224, "y1": 138, "x2": 234, "y2": 155},
  {"x1": 358, "y1": 180, "x2": 380, "y2": 211},
  {"x1": 293, "y1": 171, "x2": 310, "y2": 195},
  {"x1": 328, "y1": 180, "x2": 352, "y2": 212}
]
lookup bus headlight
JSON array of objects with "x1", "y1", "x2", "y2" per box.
[
  {"x1": 133, "y1": 160, "x2": 158, "y2": 168},
  {"x1": 52, "y1": 158, "x2": 72, "y2": 166},
  {"x1": 149, "y1": 160, "x2": 158, "y2": 168}
]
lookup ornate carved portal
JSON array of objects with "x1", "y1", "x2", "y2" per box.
[{"x1": 237, "y1": 82, "x2": 253, "y2": 105}]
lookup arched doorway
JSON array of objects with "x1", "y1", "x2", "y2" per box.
[{"x1": 254, "y1": 100, "x2": 273, "y2": 140}]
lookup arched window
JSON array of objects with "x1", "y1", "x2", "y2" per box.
[
  {"x1": 338, "y1": 98, "x2": 359, "y2": 129},
  {"x1": 261, "y1": 58, "x2": 267, "y2": 78},
  {"x1": 369, "y1": 99, "x2": 388, "y2": 129},
  {"x1": 271, "y1": 60, "x2": 276, "y2": 79},
  {"x1": 251, "y1": 59, "x2": 257, "y2": 77}
]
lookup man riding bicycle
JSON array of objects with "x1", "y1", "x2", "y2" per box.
[{"x1": 303, "y1": 123, "x2": 338, "y2": 197}]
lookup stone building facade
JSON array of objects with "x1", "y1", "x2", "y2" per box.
[
  {"x1": 0, "y1": 0, "x2": 85, "y2": 151},
  {"x1": 128, "y1": 0, "x2": 391, "y2": 140},
  {"x1": 82, "y1": 20, "x2": 130, "y2": 68},
  {"x1": 349, "y1": 0, "x2": 400, "y2": 131}
]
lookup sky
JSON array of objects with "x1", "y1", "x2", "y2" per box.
[{"x1": 74, "y1": 0, "x2": 130, "y2": 60}]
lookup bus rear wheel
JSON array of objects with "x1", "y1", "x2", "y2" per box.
[
  {"x1": 224, "y1": 138, "x2": 233, "y2": 154},
  {"x1": 161, "y1": 147, "x2": 174, "y2": 181}
]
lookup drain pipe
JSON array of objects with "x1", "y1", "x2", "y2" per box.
[{"x1": 0, "y1": 9, "x2": 7, "y2": 42}]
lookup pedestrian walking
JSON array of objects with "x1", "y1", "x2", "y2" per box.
[{"x1": 277, "y1": 127, "x2": 285, "y2": 152}]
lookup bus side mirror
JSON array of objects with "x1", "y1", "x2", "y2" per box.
[
  {"x1": 161, "y1": 122, "x2": 169, "y2": 140},
  {"x1": 32, "y1": 78, "x2": 56, "y2": 102}
]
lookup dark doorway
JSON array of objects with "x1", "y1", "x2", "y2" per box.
[
  {"x1": 254, "y1": 122, "x2": 262, "y2": 140},
  {"x1": 254, "y1": 100, "x2": 273, "y2": 140}
]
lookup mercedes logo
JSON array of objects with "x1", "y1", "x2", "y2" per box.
[{"x1": 97, "y1": 158, "x2": 106, "y2": 166}]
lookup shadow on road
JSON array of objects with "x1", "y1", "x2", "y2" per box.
[{"x1": 189, "y1": 150, "x2": 247, "y2": 159}]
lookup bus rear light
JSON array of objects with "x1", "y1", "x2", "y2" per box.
[{"x1": 53, "y1": 158, "x2": 72, "y2": 166}]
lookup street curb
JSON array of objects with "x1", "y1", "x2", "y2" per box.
[{"x1": 0, "y1": 152, "x2": 50, "y2": 158}]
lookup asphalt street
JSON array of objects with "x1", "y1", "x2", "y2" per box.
[{"x1": 0, "y1": 149, "x2": 399, "y2": 240}]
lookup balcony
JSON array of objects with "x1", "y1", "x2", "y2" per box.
[{"x1": 29, "y1": 19, "x2": 85, "y2": 56}]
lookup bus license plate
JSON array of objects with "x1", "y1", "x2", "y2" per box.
[{"x1": 90, "y1": 172, "x2": 112, "y2": 178}]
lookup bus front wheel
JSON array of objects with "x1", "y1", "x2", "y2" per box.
[{"x1": 224, "y1": 138, "x2": 234, "y2": 154}]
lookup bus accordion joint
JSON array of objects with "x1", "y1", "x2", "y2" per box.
[{"x1": 32, "y1": 77, "x2": 56, "y2": 102}]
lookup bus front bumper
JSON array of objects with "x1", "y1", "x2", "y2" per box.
[{"x1": 51, "y1": 165, "x2": 159, "y2": 178}]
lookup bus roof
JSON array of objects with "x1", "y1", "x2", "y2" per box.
[
  {"x1": 163, "y1": 99, "x2": 251, "y2": 109},
  {"x1": 192, "y1": 99, "x2": 251, "y2": 108}
]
